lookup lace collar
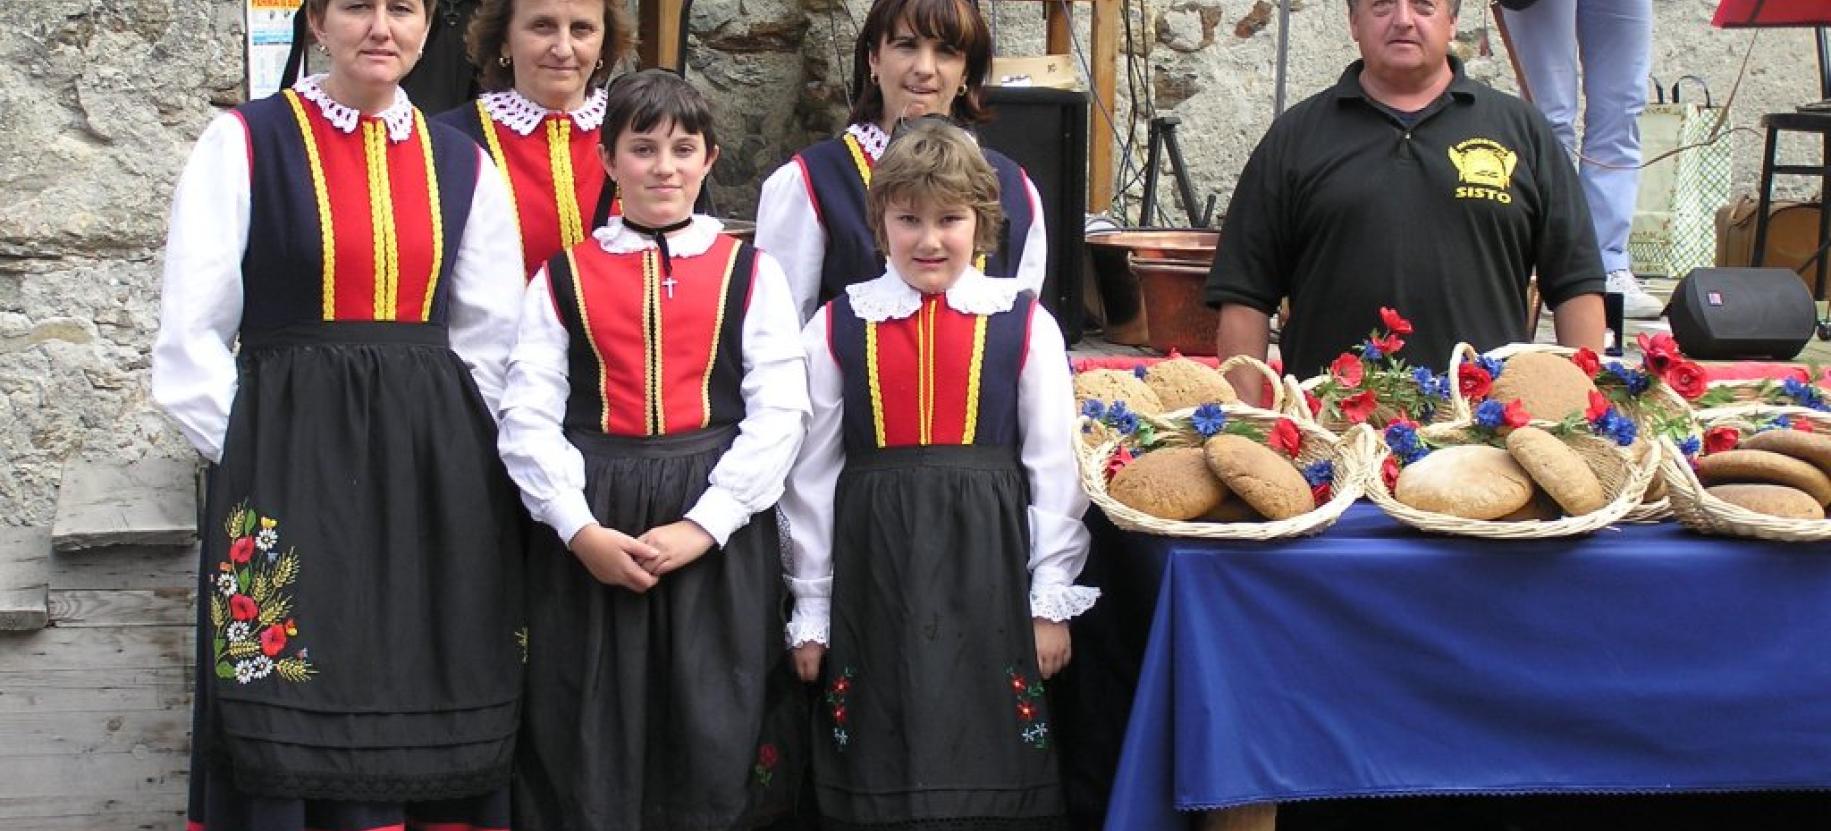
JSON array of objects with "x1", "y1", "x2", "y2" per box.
[
  {"x1": 844, "y1": 122, "x2": 890, "y2": 162},
  {"x1": 480, "y1": 87, "x2": 608, "y2": 136},
  {"x1": 843, "y1": 268, "x2": 1024, "y2": 322},
  {"x1": 293, "y1": 74, "x2": 415, "y2": 142},
  {"x1": 592, "y1": 215, "x2": 726, "y2": 257}
]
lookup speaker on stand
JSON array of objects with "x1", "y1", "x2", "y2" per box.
[
  {"x1": 976, "y1": 86, "x2": 1089, "y2": 343},
  {"x1": 1667, "y1": 267, "x2": 1820, "y2": 360}
]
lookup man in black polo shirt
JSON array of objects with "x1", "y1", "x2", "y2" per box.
[{"x1": 1207, "y1": 0, "x2": 1605, "y2": 387}]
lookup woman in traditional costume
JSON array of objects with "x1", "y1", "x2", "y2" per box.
[
  {"x1": 437, "y1": 0, "x2": 635, "y2": 279},
  {"x1": 753, "y1": 0, "x2": 1048, "y2": 323},
  {"x1": 153, "y1": 0, "x2": 526, "y2": 828}
]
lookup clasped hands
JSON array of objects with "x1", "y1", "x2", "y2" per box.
[{"x1": 566, "y1": 520, "x2": 714, "y2": 592}]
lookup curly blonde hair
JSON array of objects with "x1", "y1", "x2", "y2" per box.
[
  {"x1": 867, "y1": 118, "x2": 1003, "y2": 257},
  {"x1": 465, "y1": 0, "x2": 636, "y2": 91}
]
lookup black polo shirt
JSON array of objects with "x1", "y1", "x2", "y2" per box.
[{"x1": 1205, "y1": 58, "x2": 1604, "y2": 378}]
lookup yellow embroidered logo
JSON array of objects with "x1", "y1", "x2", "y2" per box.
[{"x1": 1448, "y1": 138, "x2": 1518, "y2": 205}]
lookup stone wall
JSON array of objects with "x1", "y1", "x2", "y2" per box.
[{"x1": 0, "y1": 0, "x2": 1820, "y2": 524}]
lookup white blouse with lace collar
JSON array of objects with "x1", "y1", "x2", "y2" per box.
[
  {"x1": 480, "y1": 87, "x2": 608, "y2": 137},
  {"x1": 843, "y1": 121, "x2": 891, "y2": 161},
  {"x1": 843, "y1": 268, "x2": 1026, "y2": 322},
  {"x1": 292, "y1": 74, "x2": 416, "y2": 143},
  {"x1": 591, "y1": 215, "x2": 727, "y2": 257}
]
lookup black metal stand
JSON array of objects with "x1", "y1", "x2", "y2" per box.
[{"x1": 1138, "y1": 116, "x2": 1216, "y2": 228}]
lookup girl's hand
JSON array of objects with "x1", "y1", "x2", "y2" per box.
[
  {"x1": 568, "y1": 524, "x2": 661, "y2": 592},
  {"x1": 792, "y1": 642, "x2": 827, "y2": 682},
  {"x1": 1033, "y1": 618, "x2": 1072, "y2": 679},
  {"x1": 637, "y1": 520, "x2": 716, "y2": 576}
]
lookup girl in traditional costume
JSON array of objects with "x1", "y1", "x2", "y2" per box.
[
  {"x1": 497, "y1": 68, "x2": 810, "y2": 830},
  {"x1": 153, "y1": 0, "x2": 527, "y2": 828}
]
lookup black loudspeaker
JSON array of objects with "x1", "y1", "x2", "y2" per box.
[
  {"x1": 1667, "y1": 267, "x2": 1817, "y2": 360},
  {"x1": 977, "y1": 86, "x2": 1087, "y2": 342}
]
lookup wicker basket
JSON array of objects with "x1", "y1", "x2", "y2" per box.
[
  {"x1": 1077, "y1": 408, "x2": 1373, "y2": 541},
  {"x1": 1449, "y1": 342, "x2": 1695, "y2": 439},
  {"x1": 1659, "y1": 405, "x2": 1831, "y2": 542},
  {"x1": 1362, "y1": 421, "x2": 1660, "y2": 539},
  {"x1": 1695, "y1": 377, "x2": 1831, "y2": 416}
]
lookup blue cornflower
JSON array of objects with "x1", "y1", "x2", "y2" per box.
[
  {"x1": 1605, "y1": 362, "x2": 1652, "y2": 395},
  {"x1": 1418, "y1": 403, "x2": 1436, "y2": 422},
  {"x1": 1432, "y1": 373, "x2": 1453, "y2": 400},
  {"x1": 1384, "y1": 423, "x2": 1420, "y2": 455},
  {"x1": 1765, "y1": 415, "x2": 1793, "y2": 432},
  {"x1": 1476, "y1": 356, "x2": 1505, "y2": 380},
  {"x1": 1678, "y1": 435, "x2": 1702, "y2": 457},
  {"x1": 1109, "y1": 410, "x2": 1139, "y2": 435},
  {"x1": 1783, "y1": 378, "x2": 1826, "y2": 410},
  {"x1": 1301, "y1": 459, "x2": 1335, "y2": 487},
  {"x1": 1600, "y1": 412, "x2": 1638, "y2": 446},
  {"x1": 1361, "y1": 340, "x2": 1384, "y2": 362},
  {"x1": 1412, "y1": 366, "x2": 1434, "y2": 392},
  {"x1": 1191, "y1": 403, "x2": 1228, "y2": 437},
  {"x1": 1474, "y1": 399, "x2": 1506, "y2": 429},
  {"x1": 1133, "y1": 365, "x2": 1149, "y2": 380},
  {"x1": 1080, "y1": 399, "x2": 1107, "y2": 420}
]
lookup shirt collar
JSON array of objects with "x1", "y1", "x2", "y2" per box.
[
  {"x1": 592, "y1": 215, "x2": 726, "y2": 256},
  {"x1": 1332, "y1": 55, "x2": 1478, "y2": 107},
  {"x1": 844, "y1": 122, "x2": 891, "y2": 161},
  {"x1": 480, "y1": 86, "x2": 608, "y2": 137},
  {"x1": 293, "y1": 74, "x2": 416, "y2": 142},
  {"x1": 843, "y1": 268, "x2": 1024, "y2": 322}
]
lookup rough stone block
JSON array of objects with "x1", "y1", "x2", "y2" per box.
[
  {"x1": 0, "y1": 526, "x2": 51, "y2": 630},
  {"x1": 51, "y1": 457, "x2": 198, "y2": 552}
]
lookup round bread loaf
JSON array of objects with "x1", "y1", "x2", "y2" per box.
[
  {"x1": 1741, "y1": 429, "x2": 1831, "y2": 480},
  {"x1": 1075, "y1": 369, "x2": 1164, "y2": 415},
  {"x1": 1643, "y1": 475, "x2": 1668, "y2": 503},
  {"x1": 1505, "y1": 427, "x2": 1607, "y2": 515},
  {"x1": 1108, "y1": 447, "x2": 1228, "y2": 520},
  {"x1": 1198, "y1": 499, "x2": 1266, "y2": 523},
  {"x1": 1144, "y1": 358, "x2": 1239, "y2": 411},
  {"x1": 1494, "y1": 489, "x2": 1563, "y2": 521},
  {"x1": 1487, "y1": 352, "x2": 1600, "y2": 422},
  {"x1": 1696, "y1": 449, "x2": 1831, "y2": 507},
  {"x1": 1393, "y1": 444, "x2": 1536, "y2": 520},
  {"x1": 1706, "y1": 483, "x2": 1827, "y2": 520},
  {"x1": 1202, "y1": 434, "x2": 1313, "y2": 520}
]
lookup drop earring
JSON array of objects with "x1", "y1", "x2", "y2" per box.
[{"x1": 498, "y1": 55, "x2": 511, "y2": 67}]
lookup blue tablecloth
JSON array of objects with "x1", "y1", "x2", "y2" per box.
[{"x1": 1103, "y1": 503, "x2": 1831, "y2": 829}]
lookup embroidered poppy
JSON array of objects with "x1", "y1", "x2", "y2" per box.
[
  {"x1": 1379, "y1": 306, "x2": 1414, "y2": 336},
  {"x1": 230, "y1": 594, "x2": 259, "y2": 622},
  {"x1": 832, "y1": 676, "x2": 850, "y2": 694},
  {"x1": 229, "y1": 536, "x2": 255, "y2": 565},
  {"x1": 259, "y1": 624, "x2": 288, "y2": 657},
  {"x1": 1270, "y1": 418, "x2": 1303, "y2": 457},
  {"x1": 757, "y1": 743, "x2": 780, "y2": 768},
  {"x1": 1571, "y1": 347, "x2": 1601, "y2": 376},
  {"x1": 1341, "y1": 390, "x2": 1378, "y2": 424},
  {"x1": 832, "y1": 705, "x2": 847, "y2": 724},
  {"x1": 1017, "y1": 701, "x2": 1036, "y2": 721},
  {"x1": 1010, "y1": 675, "x2": 1028, "y2": 692}
]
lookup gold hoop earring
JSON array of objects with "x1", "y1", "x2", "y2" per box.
[
  {"x1": 497, "y1": 55, "x2": 511, "y2": 67},
  {"x1": 595, "y1": 59, "x2": 604, "y2": 70},
  {"x1": 870, "y1": 72, "x2": 880, "y2": 86},
  {"x1": 956, "y1": 84, "x2": 967, "y2": 97},
  {"x1": 314, "y1": 42, "x2": 328, "y2": 55}
]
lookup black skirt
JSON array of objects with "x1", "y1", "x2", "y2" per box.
[
  {"x1": 187, "y1": 322, "x2": 525, "y2": 827},
  {"x1": 815, "y1": 446, "x2": 1067, "y2": 831},
  {"x1": 516, "y1": 425, "x2": 806, "y2": 831}
]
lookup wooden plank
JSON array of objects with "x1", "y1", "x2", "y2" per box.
[
  {"x1": 0, "y1": 808, "x2": 187, "y2": 830},
  {"x1": 52, "y1": 457, "x2": 199, "y2": 552},
  {"x1": 48, "y1": 589, "x2": 193, "y2": 628},
  {"x1": 0, "y1": 710, "x2": 190, "y2": 757},
  {"x1": 1087, "y1": 0, "x2": 1119, "y2": 211},
  {"x1": 0, "y1": 666, "x2": 191, "y2": 715},
  {"x1": 638, "y1": 0, "x2": 683, "y2": 71},
  {"x1": 49, "y1": 544, "x2": 196, "y2": 592},
  {"x1": 0, "y1": 750, "x2": 188, "y2": 817},
  {"x1": 0, "y1": 528, "x2": 49, "y2": 631},
  {"x1": 1044, "y1": 0, "x2": 1072, "y2": 58},
  {"x1": 0, "y1": 626, "x2": 191, "y2": 673}
]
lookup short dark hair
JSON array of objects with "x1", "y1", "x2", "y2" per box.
[
  {"x1": 847, "y1": 0, "x2": 994, "y2": 127},
  {"x1": 465, "y1": 0, "x2": 636, "y2": 92},
  {"x1": 599, "y1": 69, "x2": 720, "y2": 153},
  {"x1": 867, "y1": 118, "x2": 1004, "y2": 257}
]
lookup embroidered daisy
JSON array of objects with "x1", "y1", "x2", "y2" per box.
[
  {"x1": 249, "y1": 656, "x2": 274, "y2": 680},
  {"x1": 216, "y1": 573, "x2": 238, "y2": 596},
  {"x1": 226, "y1": 621, "x2": 252, "y2": 642},
  {"x1": 234, "y1": 660, "x2": 256, "y2": 684},
  {"x1": 256, "y1": 529, "x2": 279, "y2": 552}
]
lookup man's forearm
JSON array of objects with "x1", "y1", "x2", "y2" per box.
[
  {"x1": 1551, "y1": 293, "x2": 1605, "y2": 352},
  {"x1": 1217, "y1": 304, "x2": 1272, "y2": 407}
]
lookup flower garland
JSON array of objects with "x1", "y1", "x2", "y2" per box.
[{"x1": 1308, "y1": 308, "x2": 1454, "y2": 428}]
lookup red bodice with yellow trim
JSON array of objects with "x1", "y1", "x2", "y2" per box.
[{"x1": 472, "y1": 104, "x2": 614, "y2": 279}]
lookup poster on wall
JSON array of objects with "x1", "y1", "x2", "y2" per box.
[{"x1": 246, "y1": 0, "x2": 303, "y2": 100}]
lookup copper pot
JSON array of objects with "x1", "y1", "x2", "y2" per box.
[{"x1": 1084, "y1": 229, "x2": 1220, "y2": 347}]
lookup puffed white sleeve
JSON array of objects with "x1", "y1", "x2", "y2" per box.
[
  {"x1": 777, "y1": 306, "x2": 843, "y2": 647},
  {"x1": 754, "y1": 159, "x2": 829, "y2": 325},
  {"x1": 446, "y1": 147, "x2": 525, "y2": 415},
  {"x1": 682, "y1": 251, "x2": 812, "y2": 546},
  {"x1": 1019, "y1": 303, "x2": 1097, "y2": 621},
  {"x1": 496, "y1": 271, "x2": 596, "y2": 545},
  {"x1": 151, "y1": 112, "x2": 252, "y2": 464},
  {"x1": 1013, "y1": 172, "x2": 1049, "y2": 299}
]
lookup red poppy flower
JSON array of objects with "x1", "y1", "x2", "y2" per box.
[
  {"x1": 1795, "y1": 419, "x2": 1816, "y2": 433},
  {"x1": 757, "y1": 743, "x2": 780, "y2": 768},
  {"x1": 1261, "y1": 379, "x2": 1277, "y2": 406},
  {"x1": 1341, "y1": 390, "x2": 1379, "y2": 424},
  {"x1": 1104, "y1": 446, "x2": 1135, "y2": 481},
  {"x1": 1381, "y1": 455, "x2": 1401, "y2": 491},
  {"x1": 229, "y1": 536, "x2": 255, "y2": 565},
  {"x1": 1270, "y1": 418, "x2": 1303, "y2": 457},
  {"x1": 832, "y1": 676, "x2": 850, "y2": 694},
  {"x1": 1310, "y1": 482, "x2": 1332, "y2": 506},
  {"x1": 1571, "y1": 347, "x2": 1601, "y2": 376},
  {"x1": 1330, "y1": 353, "x2": 1364, "y2": 388},
  {"x1": 832, "y1": 705, "x2": 847, "y2": 724},
  {"x1": 1269, "y1": 357, "x2": 1284, "y2": 375},
  {"x1": 1458, "y1": 363, "x2": 1493, "y2": 401},
  {"x1": 1304, "y1": 390, "x2": 1323, "y2": 417},
  {"x1": 1010, "y1": 675, "x2": 1028, "y2": 692},
  {"x1": 1704, "y1": 425, "x2": 1740, "y2": 454},
  {"x1": 1017, "y1": 701, "x2": 1036, "y2": 722},
  {"x1": 1379, "y1": 307, "x2": 1414, "y2": 336},
  {"x1": 1502, "y1": 399, "x2": 1530, "y2": 428},
  {"x1": 1371, "y1": 333, "x2": 1406, "y2": 356},
  {"x1": 1664, "y1": 360, "x2": 1708, "y2": 400},
  {"x1": 260, "y1": 624, "x2": 288, "y2": 657},
  {"x1": 1585, "y1": 390, "x2": 1610, "y2": 423},
  {"x1": 230, "y1": 594, "x2": 258, "y2": 622},
  {"x1": 1637, "y1": 332, "x2": 1680, "y2": 375}
]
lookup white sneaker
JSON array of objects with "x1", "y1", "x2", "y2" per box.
[{"x1": 1607, "y1": 269, "x2": 1664, "y2": 319}]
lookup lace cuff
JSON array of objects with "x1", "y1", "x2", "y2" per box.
[
  {"x1": 786, "y1": 597, "x2": 831, "y2": 647},
  {"x1": 1029, "y1": 584, "x2": 1100, "y2": 622}
]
